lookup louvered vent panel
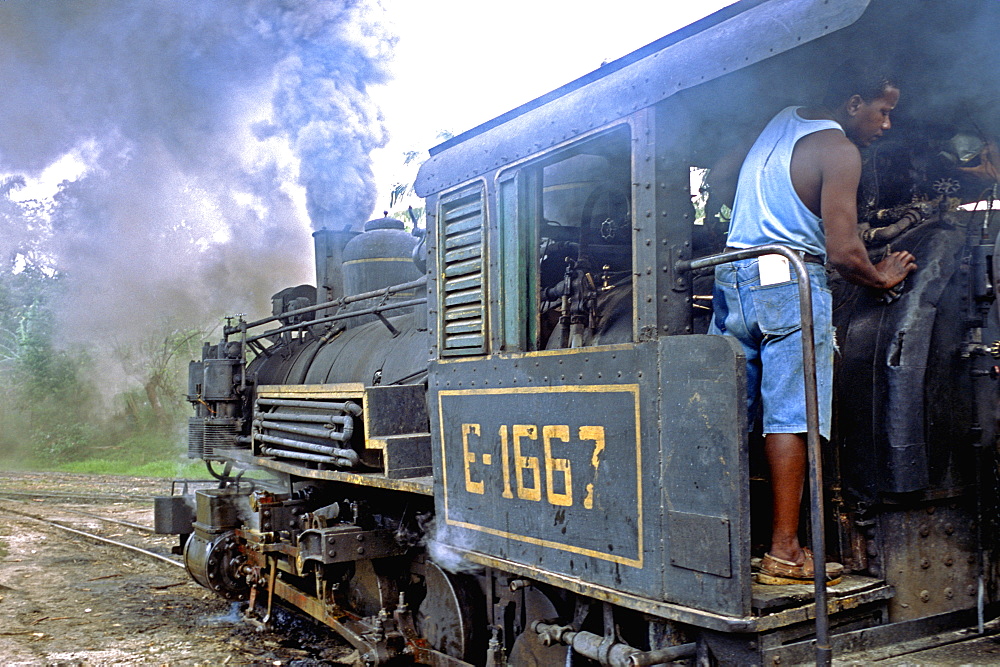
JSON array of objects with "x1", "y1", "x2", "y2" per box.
[{"x1": 440, "y1": 187, "x2": 486, "y2": 355}]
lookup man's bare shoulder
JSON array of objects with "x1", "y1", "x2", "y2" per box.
[{"x1": 797, "y1": 129, "x2": 860, "y2": 168}]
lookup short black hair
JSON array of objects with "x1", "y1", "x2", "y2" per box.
[{"x1": 823, "y1": 61, "x2": 899, "y2": 108}]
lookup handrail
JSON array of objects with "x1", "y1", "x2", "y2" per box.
[
  {"x1": 242, "y1": 297, "x2": 427, "y2": 344},
  {"x1": 224, "y1": 276, "x2": 427, "y2": 336},
  {"x1": 675, "y1": 244, "x2": 831, "y2": 667}
]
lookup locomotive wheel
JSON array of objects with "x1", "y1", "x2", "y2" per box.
[
  {"x1": 184, "y1": 530, "x2": 249, "y2": 601},
  {"x1": 508, "y1": 587, "x2": 569, "y2": 666},
  {"x1": 414, "y1": 561, "x2": 483, "y2": 662},
  {"x1": 347, "y1": 558, "x2": 398, "y2": 618}
]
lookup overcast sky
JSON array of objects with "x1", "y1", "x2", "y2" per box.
[{"x1": 369, "y1": 0, "x2": 739, "y2": 210}]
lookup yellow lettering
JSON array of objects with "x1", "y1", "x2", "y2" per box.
[
  {"x1": 461, "y1": 423, "x2": 484, "y2": 494},
  {"x1": 499, "y1": 425, "x2": 514, "y2": 499},
  {"x1": 578, "y1": 426, "x2": 606, "y2": 510},
  {"x1": 542, "y1": 425, "x2": 573, "y2": 507},
  {"x1": 513, "y1": 425, "x2": 541, "y2": 501}
]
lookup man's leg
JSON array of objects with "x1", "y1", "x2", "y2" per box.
[{"x1": 765, "y1": 432, "x2": 806, "y2": 563}]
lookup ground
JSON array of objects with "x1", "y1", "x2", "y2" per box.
[{"x1": 0, "y1": 471, "x2": 360, "y2": 667}]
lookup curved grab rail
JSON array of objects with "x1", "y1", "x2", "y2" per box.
[{"x1": 676, "y1": 244, "x2": 831, "y2": 667}]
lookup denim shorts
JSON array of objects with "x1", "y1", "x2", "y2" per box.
[{"x1": 709, "y1": 258, "x2": 834, "y2": 439}]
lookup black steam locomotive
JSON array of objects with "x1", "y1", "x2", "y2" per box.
[{"x1": 155, "y1": 0, "x2": 1000, "y2": 663}]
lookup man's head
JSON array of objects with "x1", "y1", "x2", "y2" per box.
[{"x1": 823, "y1": 63, "x2": 900, "y2": 147}]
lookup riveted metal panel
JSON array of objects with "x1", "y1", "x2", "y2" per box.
[{"x1": 660, "y1": 334, "x2": 751, "y2": 617}]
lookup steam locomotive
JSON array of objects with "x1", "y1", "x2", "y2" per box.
[{"x1": 155, "y1": 0, "x2": 1000, "y2": 663}]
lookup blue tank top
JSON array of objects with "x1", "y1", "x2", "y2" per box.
[{"x1": 725, "y1": 107, "x2": 843, "y2": 260}]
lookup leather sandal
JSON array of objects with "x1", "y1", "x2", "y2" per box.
[{"x1": 757, "y1": 548, "x2": 843, "y2": 585}]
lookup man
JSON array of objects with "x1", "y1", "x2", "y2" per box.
[{"x1": 710, "y1": 70, "x2": 918, "y2": 585}]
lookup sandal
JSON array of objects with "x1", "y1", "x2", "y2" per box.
[{"x1": 757, "y1": 548, "x2": 843, "y2": 586}]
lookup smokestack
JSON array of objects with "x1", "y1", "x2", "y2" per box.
[{"x1": 313, "y1": 226, "x2": 359, "y2": 306}]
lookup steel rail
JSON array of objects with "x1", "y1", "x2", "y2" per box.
[
  {"x1": 0, "y1": 489, "x2": 157, "y2": 502},
  {"x1": 0, "y1": 503, "x2": 184, "y2": 570},
  {"x1": 0, "y1": 496, "x2": 155, "y2": 534},
  {"x1": 676, "y1": 244, "x2": 831, "y2": 667}
]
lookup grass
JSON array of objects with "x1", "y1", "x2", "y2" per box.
[
  {"x1": 54, "y1": 458, "x2": 206, "y2": 478},
  {"x1": 0, "y1": 429, "x2": 209, "y2": 479}
]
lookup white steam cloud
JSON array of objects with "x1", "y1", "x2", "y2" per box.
[{"x1": 0, "y1": 0, "x2": 393, "y2": 361}]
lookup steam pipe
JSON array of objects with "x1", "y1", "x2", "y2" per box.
[
  {"x1": 245, "y1": 297, "x2": 427, "y2": 344},
  {"x1": 257, "y1": 398, "x2": 363, "y2": 415},
  {"x1": 255, "y1": 433, "x2": 359, "y2": 464},
  {"x1": 627, "y1": 643, "x2": 698, "y2": 665},
  {"x1": 260, "y1": 447, "x2": 355, "y2": 467},
  {"x1": 676, "y1": 244, "x2": 831, "y2": 667},
  {"x1": 531, "y1": 621, "x2": 695, "y2": 666},
  {"x1": 227, "y1": 277, "x2": 427, "y2": 335},
  {"x1": 254, "y1": 419, "x2": 351, "y2": 442},
  {"x1": 258, "y1": 411, "x2": 353, "y2": 425},
  {"x1": 861, "y1": 209, "x2": 921, "y2": 244}
]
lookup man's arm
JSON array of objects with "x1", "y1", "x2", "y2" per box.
[{"x1": 819, "y1": 135, "x2": 916, "y2": 289}]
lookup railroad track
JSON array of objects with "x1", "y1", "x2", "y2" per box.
[
  {"x1": 0, "y1": 495, "x2": 184, "y2": 570},
  {"x1": 0, "y1": 489, "x2": 158, "y2": 502}
]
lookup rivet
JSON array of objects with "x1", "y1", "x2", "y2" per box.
[
  {"x1": 944, "y1": 557, "x2": 954, "y2": 567},
  {"x1": 920, "y1": 590, "x2": 930, "y2": 603},
  {"x1": 919, "y1": 526, "x2": 930, "y2": 537},
  {"x1": 944, "y1": 523, "x2": 954, "y2": 535},
  {"x1": 920, "y1": 558, "x2": 930, "y2": 569},
  {"x1": 357, "y1": 546, "x2": 365, "y2": 555}
]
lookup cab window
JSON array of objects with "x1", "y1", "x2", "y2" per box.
[{"x1": 500, "y1": 127, "x2": 633, "y2": 351}]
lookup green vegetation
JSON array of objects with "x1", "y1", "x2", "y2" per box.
[{"x1": 0, "y1": 254, "x2": 215, "y2": 479}]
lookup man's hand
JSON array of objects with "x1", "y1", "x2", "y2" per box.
[{"x1": 874, "y1": 250, "x2": 918, "y2": 289}]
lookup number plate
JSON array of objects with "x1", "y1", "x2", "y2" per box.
[{"x1": 436, "y1": 385, "x2": 643, "y2": 568}]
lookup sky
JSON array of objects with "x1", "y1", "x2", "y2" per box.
[{"x1": 369, "y1": 0, "x2": 739, "y2": 212}]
